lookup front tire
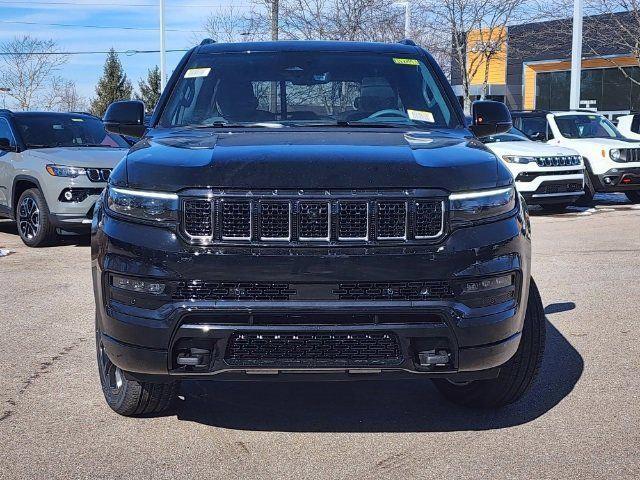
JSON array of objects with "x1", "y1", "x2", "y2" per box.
[
  {"x1": 432, "y1": 279, "x2": 546, "y2": 408},
  {"x1": 16, "y1": 188, "x2": 58, "y2": 247},
  {"x1": 96, "y1": 328, "x2": 179, "y2": 416},
  {"x1": 625, "y1": 191, "x2": 640, "y2": 203}
]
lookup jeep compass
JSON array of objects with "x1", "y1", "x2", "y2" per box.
[{"x1": 93, "y1": 40, "x2": 545, "y2": 416}]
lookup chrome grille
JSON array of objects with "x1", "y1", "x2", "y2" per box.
[
  {"x1": 376, "y1": 201, "x2": 407, "y2": 239},
  {"x1": 415, "y1": 200, "x2": 443, "y2": 238},
  {"x1": 260, "y1": 201, "x2": 291, "y2": 240},
  {"x1": 86, "y1": 168, "x2": 111, "y2": 182},
  {"x1": 221, "y1": 201, "x2": 251, "y2": 239},
  {"x1": 536, "y1": 156, "x2": 580, "y2": 167},
  {"x1": 298, "y1": 201, "x2": 330, "y2": 240},
  {"x1": 338, "y1": 201, "x2": 369, "y2": 240},
  {"x1": 181, "y1": 193, "x2": 446, "y2": 244},
  {"x1": 183, "y1": 199, "x2": 212, "y2": 238}
]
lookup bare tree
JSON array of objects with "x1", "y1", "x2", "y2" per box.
[
  {"x1": 201, "y1": 6, "x2": 259, "y2": 42},
  {"x1": 0, "y1": 35, "x2": 68, "y2": 110},
  {"x1": 418, "y1": 0, "x2": 533, "y2": 113}
]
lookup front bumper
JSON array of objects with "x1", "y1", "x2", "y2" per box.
[
  {"x1": 592, "y1": 167, "x2": 640, "y2": 192},
  {"x1": 92, "y1": 207, "x2": 531, "y2": 381},
  {"x1": 515, "y1": 170, "x2": 584, "y2": 204}
]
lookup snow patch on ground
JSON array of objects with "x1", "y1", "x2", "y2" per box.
[{"x1": 0, "y1": 248, "x2": 14, "y2": 257}]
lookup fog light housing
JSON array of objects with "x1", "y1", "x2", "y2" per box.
[
  {"x1": 463, "y1": 274, "x2": 513, "y2": 294},
  {"x1": 111, "y1": 274, "x2": 166, "y2": 295}
]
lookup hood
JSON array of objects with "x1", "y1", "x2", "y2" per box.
[
  {"x1": 29, "y1": 147, "x2": 127, "y2": 168},
  {"x1": 485, "y1": 141, "x2": 578, "y2": 158},
  {"x1": 120, "y1": 128, "x2": 506, "y2": 193}
]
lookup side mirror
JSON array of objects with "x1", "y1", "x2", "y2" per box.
[
  {"x1": 0, "y1": 137, "x2": 15, "y2": 152},
  {"x1": 469, "y1": 100, "x2": 512, "y2": 138},
  {"x1": 103, "y1": 100, "x2": 147, "y2": 138}
]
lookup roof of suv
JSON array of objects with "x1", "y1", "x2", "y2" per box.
[{"x1": 196, "y1": 40, "x2": 421, "y2": 55}]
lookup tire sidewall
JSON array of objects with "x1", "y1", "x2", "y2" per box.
[{"x1": 16, "y1": 188, "x2": 55, "y2": 247}]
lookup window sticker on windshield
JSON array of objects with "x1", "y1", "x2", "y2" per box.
[
  {"x1": 407, "y1": 109, "x2": 435, "y2": 123},
  {"x1": 184, "y1": 67, "x2": 211, "y2": 78},
  {"x1": 393, "y1": 58, "x2": 419, "y2": 66}
]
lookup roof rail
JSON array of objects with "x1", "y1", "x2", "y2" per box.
[
  {"x1": 398, "y1": 39, "x2": 417, "y2": 46},
  {"x1": 200, "y1": 38, "x2": 216, "y2": 46}
]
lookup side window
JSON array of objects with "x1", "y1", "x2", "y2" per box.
[
  {"x1": 0, "y1": 118, "x2": 16, "y2": 146},
  {"x1": 632, "y1": 114, "x2": 640, "y2": 134}
]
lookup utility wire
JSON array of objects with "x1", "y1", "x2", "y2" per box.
[
  {"x1": 0, "y1": 1, "x2": 253, "y2": 7},
  {"x1": 0, "y1": 19, "x2": 206, "y2": 32},
  {"x1": 0, "y1": 48, "x2": 190, "y2": 55}
]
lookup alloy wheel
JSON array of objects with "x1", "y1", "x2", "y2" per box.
[{"x1": 18, "y1": 196, "x2": 40, "y2": 240}]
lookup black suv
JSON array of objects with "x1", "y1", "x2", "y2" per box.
[{"x1": 93, "y1": 40, "x2": 545, "y2": 416}]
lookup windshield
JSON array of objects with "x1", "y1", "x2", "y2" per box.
[
  {"x1": 15, "y1": 114, "x2": 129, "y2": 149},
  {"x1": 555, "y1": 114, "x2": 623, "y2": 139},
  {"x1": 481, "y1": 127, "x2": 529, "y2": 144},
  {"x1": 159, "y1": 52, "x2": 460, "y2": 129}
]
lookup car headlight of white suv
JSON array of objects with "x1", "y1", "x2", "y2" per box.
[{"x1": 609, "y1": 149, "x2": 621, "y2": 161}]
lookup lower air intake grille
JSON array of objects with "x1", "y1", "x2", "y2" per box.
[
  {"x1": 174, "y1": 281, "x2": 296, "y2": 301},
  {"x1": 225, "y1": 332, "x2": 402, "y2": 367},
  {"x1": 333, "y1": 281, "x2": 454, "y2": 300},
  {"x1": 415, "y1": 200, "x2": 443, "y2": 238},
  {"x1": 183, "y1": 199, "x2": 212, "y2": 237}
]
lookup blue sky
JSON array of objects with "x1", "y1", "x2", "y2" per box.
[{"x1": 0, "y1": 0, "x2": 252, "y2": 105}]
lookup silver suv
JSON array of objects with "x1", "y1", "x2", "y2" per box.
[{"x1": 0, "y1": 111, "x2": 129, "y2": 246}]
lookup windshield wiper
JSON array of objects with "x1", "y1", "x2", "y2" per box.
[{"x1": 190, "y1": 121, "x2": 284, "y2": 129}]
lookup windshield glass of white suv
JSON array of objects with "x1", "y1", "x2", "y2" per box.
[
  {"x1": 159, "y1": 52, "x2": 459, "y2": 129},
  {"x1": 14, "y1": 114, "x2": 129, "y2": 149},
  {"x1": 481, "y1": 127, "x2": 529, "y2": 144},
  {"x1": 555, "y1": 114, "x2": 623, "y2": 139}
]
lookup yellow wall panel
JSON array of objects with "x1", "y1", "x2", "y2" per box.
[{"x1": 467, "y1": 28, "x2": 507, "y2": 86}]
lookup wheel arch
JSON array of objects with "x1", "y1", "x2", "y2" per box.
[{"x1": 11, "y1": 175, "x2": 44, "y2": 217}]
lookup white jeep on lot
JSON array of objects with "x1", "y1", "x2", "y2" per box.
[
  {"x1": 480, "y1": 127, "x2": 584, "y2": 212},
  {"x1": 616, "y1": 113, "x2": 640, "y2": 140},
  {"x1": 511, "y1": 110, "x2": 640, "y2": 204}
]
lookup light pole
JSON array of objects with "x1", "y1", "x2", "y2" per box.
[
  {"x1": 394, "y1": 1, "x2": 411, "y2": 38},
  {"x1": 569, "y1": 0, "x2": 583, "y2": 110},
  {"x1": 159, "y1": 0, "x2": 167, "y2": 92}
]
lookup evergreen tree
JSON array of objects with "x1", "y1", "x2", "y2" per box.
[
  {"x1": 136, "y1": 66, "x2": 161, "y2": 113},
  {"x1": 90, "y1": 48, "x2": 133, "y2": 116}
]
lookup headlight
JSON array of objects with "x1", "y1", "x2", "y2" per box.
[
  {"x1": 106, "y1": 186, "x2": 179, "y2": 222},
  {"x1": 502, "y1": 155, "x2": 533, "y2": 164},
  {"x1": 450, "y1": 186, "x2": 516, "y2": 223},
  {"x1": 610, "y1": 149, "x2": 621, "y2": 161},
  {"x1": 46, "y1": 164, "x2": 86, "y2": 177}
]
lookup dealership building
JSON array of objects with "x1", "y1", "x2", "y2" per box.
[{"x1": 451, "y1": 13, "x2": 640, "y2": 117}]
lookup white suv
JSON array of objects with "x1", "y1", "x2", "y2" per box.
[
  {"x1": 480, "y1": 127, "x2": 584, "y2": 211},
  {"x1": 512, "y1": 111, "x2": 640, "y2": 204}
]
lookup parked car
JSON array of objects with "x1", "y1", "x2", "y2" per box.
[
  {"x1": 480, "y1": 127, "x2": 584, "y2": 211},
  {"x1": 93, "y1": 40, "x2": 545, "y2": 416},
  {"x1": 0, "y1": 111, "x2": 129, "y2": 246},
  {"x1": 616, "y1": 113, "x2": 640, "y2": 140},
  {"x1": 511, "y1": 110, "x2": 640, "y2": 204}
]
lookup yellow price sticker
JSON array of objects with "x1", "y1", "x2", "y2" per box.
[{"x1": 393, "y1": 58, "x2": 419, "y2": 66}]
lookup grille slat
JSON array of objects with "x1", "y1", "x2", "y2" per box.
[
  {"x1": 260, "y1": 201, "x2": 291, "y2": 240},
  {"x1": 298, "y1": 201, "x2": 330, "y2": 240},
  {"x1": 377, "y1": 201, "x2": 407, "y2": 239},
  {"x1": 338, "y1": 202, "x2": 369, "y2": 240},
  {"x1": 183, "y1": 200, "x2": 212, "y2": 238},
  {"x1": 415, "y1": 200, "x2": 443, "y2": 238},
  {"x1": 225, "y1": 331, "x2": 402, "y2": 367},
  {"x1": 221, "y1": 201, "x2": 251, "y2": 239}
]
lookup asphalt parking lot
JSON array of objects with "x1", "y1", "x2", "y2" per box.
[{"x1": 1, "y1": 195, "x2": 639, "y2": 480}]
